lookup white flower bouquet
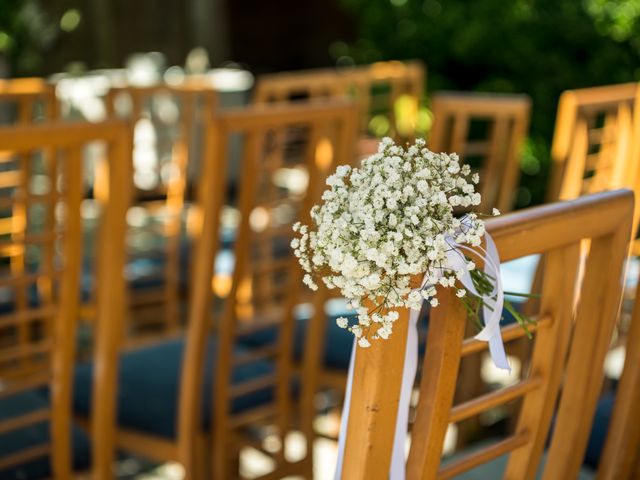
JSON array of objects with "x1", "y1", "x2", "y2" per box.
[{"x1": 292, "y1": 137, "x2": 534, "y2": 348}]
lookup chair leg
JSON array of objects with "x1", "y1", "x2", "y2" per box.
[
  {"x1": 194, "y1": 433, "x2": 212, "y2": 480},
  {"x1": 226, "y1": 453, "x2": 241, "y2": 480}
]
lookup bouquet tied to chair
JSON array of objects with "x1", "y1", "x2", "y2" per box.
[
  {"x1": 292, "y1": 137, "x2": 536, "y2": 479},
  {"x1": 292, "y1": 137, "x2": 533, "y2": 365}
]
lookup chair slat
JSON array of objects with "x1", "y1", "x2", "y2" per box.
[
  {"x1": 437, "y1": 432, "x2": 530, "y2": 479},
  {"x1": 0, "y1": 271, "x2": 62, "y2": 288},
  {"x1": 0, "y1": 170, "x2": 22, "y2": 189},
  {"x1": 450, "y1": 377, "x2": 542, "y2": 423},
  {"x1": 429, "y1": 91, "x2": 531, "y2": 213},
  {"x1": 0, "y1": 408, "x2": 50, "y2": 435},
  {"x1": 233, "y1": 345, "x2": 280, "y2": 366},
  {"x1": 0, "y1": 444, "x2": 51, "y2": 471},
  {"x1": 229, "y1": 404, "x2": 279, "y2": 429},
  {"x1": 0, "y1": 340, "x2": 52, "y2": 363},
  {"x1": 460, "y1": 314, "x2": 552, "y2": 356},
  {"x1": 0, "y1": 372, "x2": 51, "y2": 398},
  {"x1": 229, "y1": 374, "x2": 278, "y2": 398}
]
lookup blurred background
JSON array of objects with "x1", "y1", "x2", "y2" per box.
[
  {"x1": 1, "y1": 2, "x2": 640, "y2": 479},
  {"x1": 3, "y1": 0, "x2": 640, "y2": 209}
]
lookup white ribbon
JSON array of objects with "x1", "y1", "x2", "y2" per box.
[{"x1": 334, "y1": 231, "x2": 509, "y2": 479}]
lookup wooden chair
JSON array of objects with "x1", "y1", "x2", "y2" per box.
[
  {"x1": 103, "y1": 81, "x2": 218, "y2": 343},
  {"x1": 0, "y1": 121, "x2": 129, "y2": 479},
  {"x1": 545, "y1": 83, "x2": 640, "y2": 397},
  {"x1": 253, "y1": 62, "x2": 426, "y2": 379},
  {"x1": 0, "y1": 78, "x2": 58, "y2": 126},
  {"x1": 427, "y1": 91, "x2": 532, "y2": 448},
  {"x1": 428, "y1": 92, "x2": 531, "y2": 213},
  {"x1": 254, "y1": 60, "x2": 426, "y2": 142},
  {"x1": 338, "y1": 189, "x2": 633, "y2": 479},
  {"x1": 596, "y1": 272, "x2": 640, "y2": 479},
  {"x1": 596, "y1": 106, "x2": 640, "y2": 479},
  {"x1": 548, "y1": 83, "x2": 638, "y2": 203},
  {"x1": 72, "y1": 100, "x2": 358, "y2": 479}
]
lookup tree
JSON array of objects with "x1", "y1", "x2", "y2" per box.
[{"x1": 337, "y1": 0, "x2": 640, "y2": 206}]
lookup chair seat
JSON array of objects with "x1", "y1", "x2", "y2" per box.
[
  {"x1": 584, "y1": 392, "x2": 615, "y2": 469},
  {"x1": 73, "y1": 337, "x2": 274, "y2": 440},
  {"x1": 240, "y1": 256, "x2": 538, "y2": 374},
  {"x1": 0, "y1": 391, "x2": 90, "y2": 480},
  {"x1": 238, "y1": 313, "x2": 356, "y2": 371},
  {"x1": 240, "y1": 302, "x2": 524, "y2": 375}
]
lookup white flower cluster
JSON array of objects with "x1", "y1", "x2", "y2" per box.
[{"x1": 292, "y1": 137, "x2": 485, "y2": 347}]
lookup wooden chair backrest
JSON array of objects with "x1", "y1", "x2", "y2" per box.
[
  {"x1": 0, "y1": 121, "x2": 129, "y2": 479},
  {"x1": 597, "y1": 271, "x2": 640, "y2": 479},
  {"x1": 339, "y1": 190, "x2": 633, "y2": 480},
  {"x1": 254, "y1": 60, "x2": 425, "y2": 142},
  {"x1": 428, "y1": 92, "x2": 531, "y2": 213},
  {"x1": 0, "y1": 78, "x2": 58, "y2": 125},
  {"x1": 177, "y1": 100, "x2": 359, "y2": 477},
  {"x1": 551, "y1": 90, "x2": 640, "y2": 480},
  {"x1": 549, "y1": 83, "x2": 638, "y2": 203},
  {"x1": 104, "y1": 82, "x2": 218, "y2": 340}
]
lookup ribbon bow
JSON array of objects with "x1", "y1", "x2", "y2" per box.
[{"x1": 334, "y1": 229, "x2": 509, "y2": 480}]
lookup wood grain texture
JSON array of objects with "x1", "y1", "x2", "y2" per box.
[
  {"x1": 428, "y1": 92, "x2": 531, "y2": 213},
  {"x1": 340, "y1": 190, "x2": 634, "y2": 479},
  {"x1": 254, "y1": 60, "x2": 425, "y2": 142},
  {"x1": 549, "y1": 83, "x2": 638, "y2": 204},
  {"x1": 103, "y1": 81, "x2": 218, "y2": 343},
  {"x1": 148, "y1": 99, "x2": 358, "y2": 479},
  {"x1": 597, "y1": 237, "x2": 640, "y2": 477},
  {"x1": 0, "y1": 120, "x2": 129, "y2": 479}
]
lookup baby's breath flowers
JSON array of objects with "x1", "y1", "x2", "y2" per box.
[{"x1": 292, "y1": 138, "x2": 532, "y2": 347}]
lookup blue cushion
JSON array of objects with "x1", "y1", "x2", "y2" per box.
[
  {"x1": 0, "y1": 391, "x2": 90, "y2": 480},
  {"x1": 239, "y1": 255, "x2": 538, "y2": 373},
  {"x1": 317, "y1": 316, "x2": 358, "y2": 370},
  {"x1": 239, "y1": 314, "x2": 356, "y2": 371},
  {"x1": 583, "y1": 392, "x2": 615, "y2": 469},
  {"x1": 73, "y1": 338, "x2": 274, "y2": 440}
]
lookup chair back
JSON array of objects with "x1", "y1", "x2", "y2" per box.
[
  {"x1": 428, "y1": 92, "x2": 531, "y2": 213},
  {"x1": 105, "y1": 82, "x2": 217, "y2": 340},
  {"x1": 0, "y1": 121, "x2": 129, "y2": 479},
  {"x1": 254, "y1": 60, "x2": 425, "y2": 141},
  {"x1": 338, "y1": 190, "x2": 633, "y2": 480},
  {"x1": 597, "y1": 262, "x2": 640, "y2": 479},
  {"x1": 178, "y1": 100, "x2": 359, "y2": 477},
  {"x1": 0, "y1": 78, "x2": 58, "y2": 125},
  {"x1": 549, "y1": 83, "x2": 638, "y2": 202}
]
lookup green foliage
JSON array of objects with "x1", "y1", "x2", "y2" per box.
[
  {"x1": 0, "y1": 0, "x2": 55, "y2": 75},
  {"x1": 464, "y1": 268, "x2": 538, "y2": 337},
  {"x1": 336, "y1": 0, "x2": 640, "y2": 206},
  {"x1": 586, "y1": 0, "x2": 640, "y2": 41}
]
